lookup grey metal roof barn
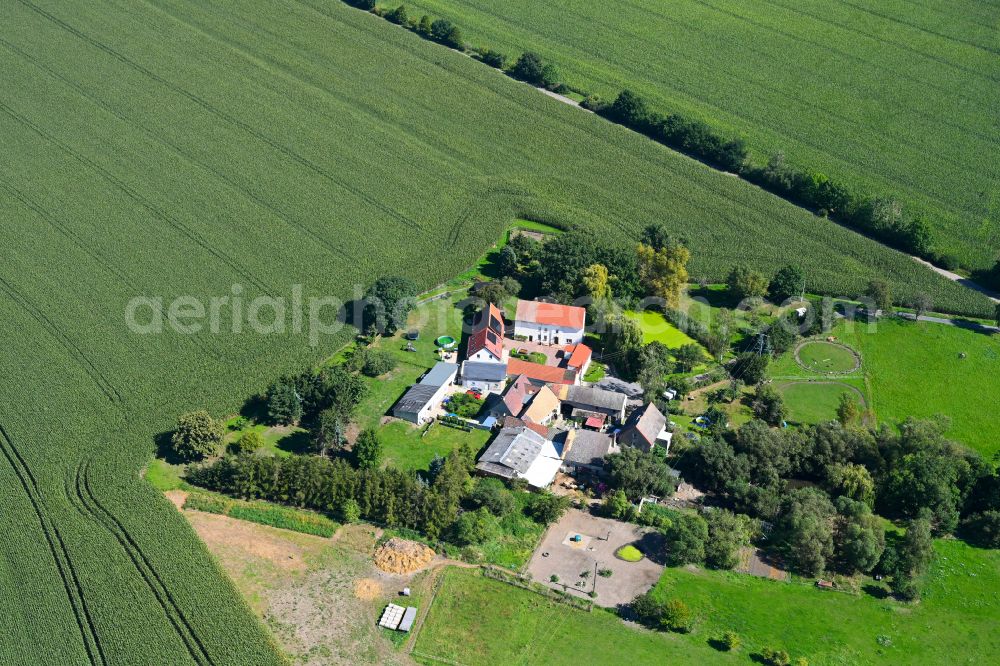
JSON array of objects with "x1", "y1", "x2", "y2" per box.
[
  {"x1": 561, "y1": 385, "x2": 627, "y2": 414},
  {"x1": 561, "y1": 429, "x2": 615, "y2": 469},
  {"x1": 394, "y1": 384, "x2": 439, "y2": 414},
  {"x1": 462, "y1": 361, "x2": 508, "y2": 383},
  {"x1": 392, "y1": 362, "x2": 458, "y2": 424},
  {"x1": 422, "y1": 361, "x2": 459, "y2": 387},
  {"x1": 477, "y1": 426, "x2": 547, "y2": 479}
]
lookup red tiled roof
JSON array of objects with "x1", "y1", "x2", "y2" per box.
[
  {"x1": 584, "y1": 415, "x2": 606, "y2": 429},
  {"x1": 502, "y1": 374, "x2": 538, "y2": 416},
  {"x1": 515, "y1": 299, "x2": 586, "y2": 330},
  {"x1": 507, "y1": 358, "x2": 577, "y2": 385},
  {"x1": 467, "y1": 303, "x2": 505, "y2": 360},
  {"x1": 500, "y1": 416, "x2": 548, "y2": 438},
  {"x1": 565, "y1": 343, "x2": 592, "y2": 370}
]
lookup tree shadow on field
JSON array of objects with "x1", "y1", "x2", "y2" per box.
[
  {"x1": 276, "y1": 430, "x2": 312, "y2": 455},
  {"x1": 154, "y1": 430, "x2": 186, "y2": 465},
  {"x1": 634, "y1": 531, "x2": 668, "y2": 566},
  {"x1": 239, "y1": 394, "x2": 269, "y2": 423},
  {"x1": 707, "y1": 638, "x2": 729, "y2": 652},
  {"x1": 688, "y1": 285, "x2": 743, "y2": 310},
  {"x1": 863, "y1": 584, "x2": 890, "y2": 599}
]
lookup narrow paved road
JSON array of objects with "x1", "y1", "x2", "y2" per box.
[
  {"x1": 894, "y1": 312, "x2": 998, "y2": 333},
  {"x1": 531, "y1": 85, "x2": 998, "y2": 312},
  {"x1": 912, "y1": 257, "x2": 1000, "y2": 303}
]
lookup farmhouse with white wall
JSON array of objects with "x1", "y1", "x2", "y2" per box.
[{"x1": 513, "y1": 299, "x2": 586, "y2": 346}]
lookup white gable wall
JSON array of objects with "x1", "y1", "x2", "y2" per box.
[{"x1": 513, "y1": 321, "x2": 584, "y2": 346}]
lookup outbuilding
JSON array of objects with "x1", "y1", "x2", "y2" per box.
[
  {"x1": 476, "y1": 423, "x2": 562, "y2": 489},
  {"x1": 555, "y1": 384, "x2": 628, "y2": 423},
  {"x1": 619, "y1": 402, "x2": 671, "y2": 453},
  {"x1": 392, "y1": 362, "x2": 458, "y2": 425},
  {"x1": 559, "y1": 429, "x2": 617, "y2": 476}
]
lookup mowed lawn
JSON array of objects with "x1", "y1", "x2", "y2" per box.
[
  {"x1": 777, "y1": 381, "x2": 864, "y2": 425},
  {"x1": 624, "y1": 309, "x2": 700, "y2": 347},
  {"x1": 413, "y1": 568, "x2": 721, "y2": 665},
  {"x1": 349, "y1": 291, "x2": 490, "y2": 473},
  {"x1": 769, "y1": 318, "x2": 1000, "y2": 454},
  {"x1": 415, "y1": 541, "x2": 1000, "y2": 665},
  {"x1": 400, "y1": 0, "x2": 1000, "y2": 270},
  {"x1": 841, "y1": 319, "x2": 1000, "y2": 456}
]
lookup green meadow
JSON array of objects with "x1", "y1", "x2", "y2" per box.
[
  {"x1": 771, "y1": 318, "x2": 1000, "y2": 455},
  {"x1": 415, "y1": 541, "x2": 1000, "y2": 665},
  {"x1": 625, "y1": 309, "x2": 701, "y2": 348}
]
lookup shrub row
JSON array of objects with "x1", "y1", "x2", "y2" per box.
[
  {"x1": 595, "y1": 90, "x2": 939, "y2": 262},
  {"x1": 481, "y1": 566, "x2": 594, "y2": 611},
  {"x1": 182, "y1": 491, "x2": 338, "y2": 537}
]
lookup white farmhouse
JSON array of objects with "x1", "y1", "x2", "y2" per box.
[{"x1": 513, "y1": 299, "x2": 586, "y2": 346}]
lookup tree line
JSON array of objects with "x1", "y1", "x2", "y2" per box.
[
  {"x1": 677, "y1": 416, "x2": 1000, "y2": 598},
  {"x1": 187, "y1": 444, "x2": 572, "y2": 546},
  {"x1": 343, "y1": 1, "x2": 960, "y2": 271}
]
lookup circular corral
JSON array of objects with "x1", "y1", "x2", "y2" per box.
[{"x1": 794, "y1": 340, "x2": 861, "y2": 375}]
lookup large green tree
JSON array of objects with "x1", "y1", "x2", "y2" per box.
[
  {"x1": 313, "y1": 407, "x2": 347, "y2": 457},
  {"x1": 886, "y1": 515, "x2": 934, "y2": 600},
  {"x1": 509, "y1": 52, "x2": 559, "y2": 87},
  {"x1": 664, "y1": 514, "x2": 708, "y2": 566},
  {"x1": 606, "y1": 447, "x2": 678, "y2": 500},
  {"x1": 170, "y1": 410, "x2": 224, "y2": 462},
  {"x1": 451, "y1": 507, "x2": 501, "y2": 545},
  {"x1": 866, "y1": 279, "x2": 893, "y2": 313},
  {"x1": 769, "y1": 265, "x2": 804, "y2": 303},
  {"x1": 774, "y1": 488, "x2": 836, "y2": 576},
  {"x1": 704, "y1": 510, "x2": 747, "y2": 570},
  {"x1": 730, "y1": 352, "x2": 769, "y2": 385},
  {"x1": 726, "y1": 264, "x2": 770, "y2": 301},
  {"x1": 267, "y1": 380, "x2": 302, "y2": 425},
  {"x1": 834, "y1": 497, "x2": 885, "y2": 574},
  {"x1": 352, "y1": 429, "x2": 383, "y2": 470},
  {"x1": 363, "y1": 275, "x2": 418, "y2": 335}
]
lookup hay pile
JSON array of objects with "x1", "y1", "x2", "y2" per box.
[{"x1": 373, "y1": 538, "x2": 435, "y2": 574}]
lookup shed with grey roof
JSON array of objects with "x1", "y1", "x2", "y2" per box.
[
  {"x1": 392, "y1": 362, "x2": 458, "y2": 425},
  {"x1": 476, "y1": 424, "x2": 562, "y2": 488},
  {"x1": 398, "y1": 607, "x2": 417, "y2": 632},
  {"x1": 560, "y1": 429, "x2": 617, "y2": 475}
]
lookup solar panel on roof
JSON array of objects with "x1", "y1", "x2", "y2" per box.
[{"x1": 487, "y1": 330, "x2": 497, "y2": 344}]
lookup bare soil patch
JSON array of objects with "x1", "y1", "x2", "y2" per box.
[
  {"x1": 185, "y1": 510, "x2": 314, "y2": 572},
  {"x1": 177, "y1": 504, "x2": 414, "y2": 665},
  {"x1": 354, "y1": 578, "x2": 383, "y2": 601},
  {"x1": 165, "y1": 489, "x2": 188, "y2": 510}
]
